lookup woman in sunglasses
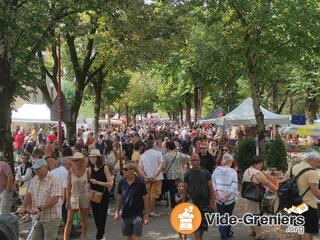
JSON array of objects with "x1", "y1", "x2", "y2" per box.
[
  {"x1": 216, "y1": 145, "x2": 238, "y2": 171},
  {"x1": 88, "y1": 149, "x2": 113, "y2": 240},
  {"x1": 64, "y1": 152, "x2": 90, "y2": 240}
]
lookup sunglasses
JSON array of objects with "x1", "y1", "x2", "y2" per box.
[{"x1": 123, "y1": 168, "x2": 132, "y2": 171}]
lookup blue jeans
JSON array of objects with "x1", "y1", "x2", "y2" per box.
[{"x1": 216, "y1": 202, "x2": 235, "y2": 240}]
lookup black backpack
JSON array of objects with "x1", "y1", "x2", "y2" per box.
[{"x1": 278, "y1": 166, "x2": 314, "y2": 209}]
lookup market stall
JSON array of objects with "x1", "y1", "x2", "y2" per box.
[
  {"x1": 12, "y1": 104, "x2": 54, "y2": 123},
  {"x1": 208, "y1": 97, "x2": 290, "y2": 126}
]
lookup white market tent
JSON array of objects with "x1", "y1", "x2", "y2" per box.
[
  {"x1": 209, "y1": 97, "x2": 290, "y2": 126},
  {"x1": 12, "y1": 104, "x2": 56, "y2": 123},
  {"x1": 99, "y1": 114, "x2": 127, "y2": 125}
]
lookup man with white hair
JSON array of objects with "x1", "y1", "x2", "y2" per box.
[
  {"x1": 288, "y1": 150, "x2": 320, "y2": 240},
  {"x1": 49, "y1": 155, "x2": 72, "y2": 220}
]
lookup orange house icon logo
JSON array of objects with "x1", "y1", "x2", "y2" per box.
[{"x1": 170, "y1": 203, "x2": 202, "y2": 234}]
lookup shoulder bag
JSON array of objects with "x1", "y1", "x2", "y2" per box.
[
  {"x1": 163, "y1": 151, "x2": 178, "y2": 181},
  {"x1": 241, "y1": 171, "x2": 266, "y2": 202}
]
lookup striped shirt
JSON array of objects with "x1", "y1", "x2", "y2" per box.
[
  {"x1": 212, "y1": 166, "x2": 238, "y2": 205},
  {"x1": 28, "y1": 173, "x2": 61, "y2": 222}
]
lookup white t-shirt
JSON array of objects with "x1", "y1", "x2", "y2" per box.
[
  {"x1": 138, "y1": 128, "x2": 147, "y2": 137},
  {"x1": 50, "y1": 166, "x2": 68, "y2": 218},
  {"x1": 50, "y1": 166, "x2": 68, "y2": 192},
  {"x1": 140, "y1": 149, "x2": 164, "y2": 180}
]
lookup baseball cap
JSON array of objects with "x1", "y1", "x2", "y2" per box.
[{"x1": 32, "y1": 159, "x2": 48, "y2": 169}]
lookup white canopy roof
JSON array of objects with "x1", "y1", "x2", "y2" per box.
[
  {"x1": 210, "y1": 97, "x2": 290, "y2": 126},
  {"x1": 99, "y1": 114, "x2": 126, "y2": 125},
  {"x1": 12, "y1": 104, "x2": 55, "y2": 123}
]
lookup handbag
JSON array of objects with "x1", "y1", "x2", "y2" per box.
[
  {"x1": 88, "y1": 190, "x2": 104, "y2": 203},
  {"x1": 241, "y1": 172, "x2": 266, "y2": 202},
  {"x1": 163, "y1": 152, "x2": 177, "y2": 180}
]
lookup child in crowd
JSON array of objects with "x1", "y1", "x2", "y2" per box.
[{"x1": 175, "y1": 181, "x2": 187, "y2": 240}]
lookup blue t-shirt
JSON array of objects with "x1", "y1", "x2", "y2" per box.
[
  {"x1": 118, "y1": 177, "x2": 147, "y2": 218},
  {"x1": 175, "y1": 192, "x2": 183, "y2": 204}
]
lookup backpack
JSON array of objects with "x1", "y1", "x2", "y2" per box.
[{"x1": 278, "y1": 166, "x2": 314, "y2": 209}]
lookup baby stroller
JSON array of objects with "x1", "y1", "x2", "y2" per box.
[{"x1": 0, "y1": 214, "x2": 19, "y2": 240}]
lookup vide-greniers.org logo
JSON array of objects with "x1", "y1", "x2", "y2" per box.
[
  {"x1": 205, "y1": 213, "x2": 305, "y2": 234},
  {"x1": 170, "y1": 203, "x2": 305, "y2": 235},
  {"x1": 205, "y1": 213, "x2": 304, "y2": 226}
]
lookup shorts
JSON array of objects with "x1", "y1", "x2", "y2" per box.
[
  {"x1": 196, "y1": 208, "x2": 209, "y2": 232},
  {"x1": 146, "y1": 181, "x2": 162, "y2": 199},
  {"x1": 70, "y1": 195, "x2": 90, "y2": 209},
  {"x1": 301, "y1": 206, "x2": 319, "y2": 234},
  {"x1": 121, "y1": 216, "x2": 143, "y2": 236}
]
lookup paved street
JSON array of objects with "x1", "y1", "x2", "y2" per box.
[{"x1": 19, "y1": 197, "x2": 294, "y2": 240}]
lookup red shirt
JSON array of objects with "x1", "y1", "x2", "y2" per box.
[
  {"x1": 86, "y1": 137, "x2": 94, "y2": 146},
  {"x1": 48, "y1": 134, "x2": 57, "y2": 143},
  {"x1": 15, "y1": 133, "x2": 25, "y2": 149}
]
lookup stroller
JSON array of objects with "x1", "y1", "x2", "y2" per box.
[{"x1": 0, "y1": 213, "x2": 19, "y2": 240}]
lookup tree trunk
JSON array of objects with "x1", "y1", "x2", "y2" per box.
[
  {"x1": 173, "y1": 112, "x2": 177, "y2": 123},
  {"x1": 124, "y1": 103, "x2": 129, "y2": 127},
  {"x1": 65, "y1": 121, "x2": 77, "y2": 145},
  {"x1": 179, "y1": 103, "x2": 183, "y2": 125},
  {"x1": 198, "y1": 86, "x2": 203, "y2": 119},
  {"x1": 185, "y1": 96, "x2": 191, "y2": 126},
  {"x1": 107, "y1": 105, "x2": 111, "y2": 127},
  {"x1": 93, "y1": 70, "x2": 103, "y2": 135},
  {"x1": 133, "y1": 114, "x2": 136, "y2": 127},
  {"x1": 264, "y1": 94, "x2": 270, "y2": 109},
  {"x1": 66, "y1": 83, "x2": 83, "y2": 143},
  {"x1": 272, "y1": 81, "x2": 278, "y2": 112},
  {"x1": 0, "y1": 47, "x2": 15, "y2": 172},
  {"x1": 65, "y1": 27, "x2": 100, "y2": 142},
  {"x1": 193, "y1": 85, "x2": 203, "y2": 123},
  {"x1": 194, "y1": 86, "x2": 199, "y2": 122},
  {"x1": 37, "y1": 46, "x2": 59, "y2": 109},
  {"x1": 247, "y1": 53, "x2": 265, "y2": 154},
  {"x1": 289, "y1": 97, "x2": 294, "y2": 114},
  {"x1": 305, "y1": 97, "x2": 318, "y2": 124},
  {"x1": 277, "y1": 97, "x2": 288, "y2": 114},
  {"x1": 0, "y1": 3, "x2": 16, "y2": 172}
]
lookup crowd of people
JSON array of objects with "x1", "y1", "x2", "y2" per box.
[{"x1": 0, "y1": 121, "x2": 319, "y2": 240}]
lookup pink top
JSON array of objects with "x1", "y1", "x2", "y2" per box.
[{"x1": 0, "y1": 161, "x2": 13, "y2": 192}]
